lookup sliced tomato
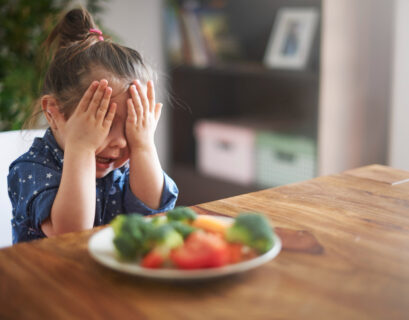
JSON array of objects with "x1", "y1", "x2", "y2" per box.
[
  {"x1": 227, "y1": 243, "x2": 243, "y2": 264},
  {"x1": 170, "y1": 231, "x2": 229, "y2": 269},
  {"x1": 141, "y1": 250, "x2": 165, "y2": 268}
]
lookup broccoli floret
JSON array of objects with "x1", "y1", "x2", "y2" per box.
[
  {"x1": 145, "y1": 224, "x2": 184, "y2": 252},
  {"x1": 110, "y1": 214, "x2": 188, "y2": 260},
  {"x1": 166, "y1": 206, "x2": 197, "y2": 223},
  {"x1": 150, "y1": 215, "x2": 168, "y2": 227},
  {"x1": 113, "y1": 233, "x2": 140, "y2": 260},
  {"x1": 110, "y1": 214, "x2": 151, "y2": 260},
  {"x1": 111, "y1": 214, "x2": 127, "y2": 236},
  {"x1": 169, "y1": 220, "x2": 197, "y2": 239},
  {"x1": 225, "y1": 212, "x2": 274, "y2": 254}
]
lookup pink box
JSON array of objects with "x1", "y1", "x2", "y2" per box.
[{"x1": 194, "y1": 120, "x2": 255, "y2": 185}]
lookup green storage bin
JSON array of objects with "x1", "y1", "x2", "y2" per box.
[{"x1": 255, "y1": 132, "x2": 316, "y2": 187}]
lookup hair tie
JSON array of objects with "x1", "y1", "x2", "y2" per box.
[{"x1": 89, "y1": 28, "x2": 104, "y2": 41}]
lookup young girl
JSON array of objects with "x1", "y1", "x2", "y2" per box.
[{"x1": 7, "y1": 8, "x2": 178, "y2": 243}]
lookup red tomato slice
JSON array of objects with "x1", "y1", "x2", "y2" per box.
[
  {"x1": 227, "y1": 243, "x2": 243, "y2": 264},
  {"x1": 141, "y1": 250, "x2": 165, "y2": 269},
  {"x1": 170, "y1": 231, "x2": 229, "y2": 269}
]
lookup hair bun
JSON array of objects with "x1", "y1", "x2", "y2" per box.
[{"x1": 45, "y1": 7, "x2": 97, "y2": 52}]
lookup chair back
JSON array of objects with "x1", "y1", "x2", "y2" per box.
[{"x1": 0, "y1": 129, "x2": 45, "y2": 248}]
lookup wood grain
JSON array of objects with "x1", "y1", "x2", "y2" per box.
[
  {"x1": 344, "y1": 164, "x2": 409, "y2": 185},
  {"x1": 0, "y1": 164, "x2": 408, "y2": 320}
]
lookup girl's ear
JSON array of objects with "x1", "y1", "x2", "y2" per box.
[{"x1": 41, "y1": 95, "x2": 62, "y2": 130}]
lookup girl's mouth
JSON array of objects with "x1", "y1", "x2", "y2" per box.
[
  {"x1": 96, "y1": 156, "x2": 115, "y2": 169},
  {"x1": 96, "y1": 156, "x2": 113, "y2": 163}
]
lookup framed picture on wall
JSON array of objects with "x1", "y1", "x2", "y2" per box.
[{"x1": 264, "y1": 7, "x2": 319, "y2": 69}]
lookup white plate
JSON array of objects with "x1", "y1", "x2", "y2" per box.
[{"x1": 88, "y1": 216, "x2": 281, "y2": 280}]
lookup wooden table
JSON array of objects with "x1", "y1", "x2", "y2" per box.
[{"x1": 1, "y1": 165, "x2": 409, "y2": 319}]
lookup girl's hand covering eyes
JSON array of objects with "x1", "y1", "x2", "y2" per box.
[
  {"x1": 125, "y1": 80, "x2": 163, "y2": 153},
  {"x1": 53, "y1": 79, "x2": 117, "y2": 152}
]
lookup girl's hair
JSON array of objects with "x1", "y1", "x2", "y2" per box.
[{"x1": 27, "y1": 7, "x2": 155, "y2": 126}]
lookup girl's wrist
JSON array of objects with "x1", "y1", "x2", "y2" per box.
[
  {"x1": 129, "y1": 141, "x2": 157, "y2": 157},
  {"x1": 64, "y1": 141, "x2": 96, "y2": 158}
]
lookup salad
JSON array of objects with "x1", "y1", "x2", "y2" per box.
[{"x1": 110, "y1": 207, "x2": 276, "y2": 269}]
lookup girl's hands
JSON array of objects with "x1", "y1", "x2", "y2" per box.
[
  {"x1": 126, "y1": 80, "x2": 163, "y2": 153},
  {"x1": 52, "y1": 79, "x2": 117, "y2": 152},
  {"x1": 126, "y1": 80, "x2": 164, "y2": 209}
]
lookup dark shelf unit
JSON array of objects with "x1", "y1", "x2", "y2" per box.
[{"x1": 166, "y1": 0, "x2": 322, "y2": 206}]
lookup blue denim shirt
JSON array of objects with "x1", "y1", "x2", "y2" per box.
[{"x1": 7, "y1": 128, "x2": 178, "y2": 244}]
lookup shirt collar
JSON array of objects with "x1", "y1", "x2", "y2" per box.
[{"x1": 42, "y1": 128, "x2": 64, "y2": 165}]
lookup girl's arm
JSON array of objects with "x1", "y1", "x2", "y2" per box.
[
  {"x1": 125, "y1": 80, "x2": 164, "y2": 209},
  {"x1": 41, "y1": 80, "x2": 116, "y2": 236}
]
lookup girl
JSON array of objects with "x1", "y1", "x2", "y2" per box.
[{"x1": 7, "y1": 8, "x2": 178, "y2": 243}]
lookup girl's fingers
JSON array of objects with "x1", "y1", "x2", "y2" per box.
[
  {"x1": 103, "y1": 102, "x2": 117, "y2": 128},
  {"x1": 154, "y1": 103, "x2": 163, "y2": 122},
  {"x1": 76, "y1": 81, "x2": 99, "y2": 113},
  {"x1": 88, "y1": 79, "x2": 108, "y2": 115},
  {"x1": 127, "y1": 99, "x2": 137, "y2": 124},
  {"x1": 130, "y1": 85, "x2": 143, "y2": 124},
  {"x1": 96, "y1": 86, "x2": 112, "y2": 121},
  {"x1": 147, "y1": 80, "x2": 155, "y2": 113},
  {"x1": 133, "y1": 80, "x2": 149, "y2": 116}
]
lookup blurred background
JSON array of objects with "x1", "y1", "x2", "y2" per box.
[{"x1": 1, "y1": 0, "x2": 408, "y2": 206}]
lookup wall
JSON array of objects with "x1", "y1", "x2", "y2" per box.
[
  {"x1": 389, "y1": 0, "x2": 409, "y2": 171},
  {"x1": 319, "y1": 0, "x2": 394, "y2": 175},
  {"x1": 100, "y1": 0, "x2": 170, "y2": 169},
  {"x1": 99, "y1": 0, "x2": 400, "y2": 175}
]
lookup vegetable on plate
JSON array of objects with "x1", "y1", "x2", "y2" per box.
[{"x1": 110, "y1": 207, "x2": 275, "y2": 269}]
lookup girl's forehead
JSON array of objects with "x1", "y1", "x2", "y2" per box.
[
  {"x1": 108, "y1": 78, "x2": 131, "y2": 97},
  {"x1": 111, "y1": 80, "x2": 148, "y2": 101},
  {"x1": 86, "y1": 68, "x2": 130, "y2": 94},
  {"x1": 111, "y1": 83, "x2": 131, "y2": 100},
  {"x1": 111, "y1": 90, "x2": 130, "y2": 119}
]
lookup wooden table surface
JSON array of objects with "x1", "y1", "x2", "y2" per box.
[{"x1": 1, "y1": 164, "x2": 409, "y2": 319}]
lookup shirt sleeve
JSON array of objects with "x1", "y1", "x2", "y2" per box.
[
  {"x1": 121, "y1": 169, "x2": 178, "y2": 215},
  {"x1": 8, "y1": 161, "x2": 60, "y2": 232}
]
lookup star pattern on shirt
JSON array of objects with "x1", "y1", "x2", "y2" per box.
[{"x1": 46, "y1": 173, "x2": 52, "y2": 179}]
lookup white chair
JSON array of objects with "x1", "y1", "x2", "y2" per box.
[{"x1": 0, "y1": 129, "x2": 45, "y2": 248}]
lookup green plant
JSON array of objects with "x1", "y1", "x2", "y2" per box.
[{"x1": 0, "y1": 0, "x2": 107, "y2": 131}]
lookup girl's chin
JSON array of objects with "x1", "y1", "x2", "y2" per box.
[
  {"x1": 96, "y1": 161, "x2": 111, "y2": 170},
  {"x1": 96, "y1": 169, "x2": 111, "y2": 179},
  {"x1": 95, "y1": 159, "x2": 128, "y2": 178},
  {"x1": 95, "y1": 162, "x2": 114, "y2": 178}
]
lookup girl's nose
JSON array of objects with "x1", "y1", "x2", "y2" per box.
[{"x1": 109, "y1": 129, "x2": 127, "y2": 149}]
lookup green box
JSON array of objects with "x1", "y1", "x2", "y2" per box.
[{"x1": 255, "y1": 132, "x2": 317, "y2": 187}]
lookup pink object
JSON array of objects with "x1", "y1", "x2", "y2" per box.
[
  {"x1": 89, "y1": 28, "x2": 104, "y2": 41},
  {"x1": 194, "y1": 120, "x2": 255, "y2": 185}
]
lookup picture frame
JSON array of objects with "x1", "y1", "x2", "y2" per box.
[{"x1": 263, "y1": 7, "x2": 319, "y2": 69}]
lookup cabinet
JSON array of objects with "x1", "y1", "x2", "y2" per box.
[{"x1": 164, "y1": 0, "x2": 322, "y2": 205}]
